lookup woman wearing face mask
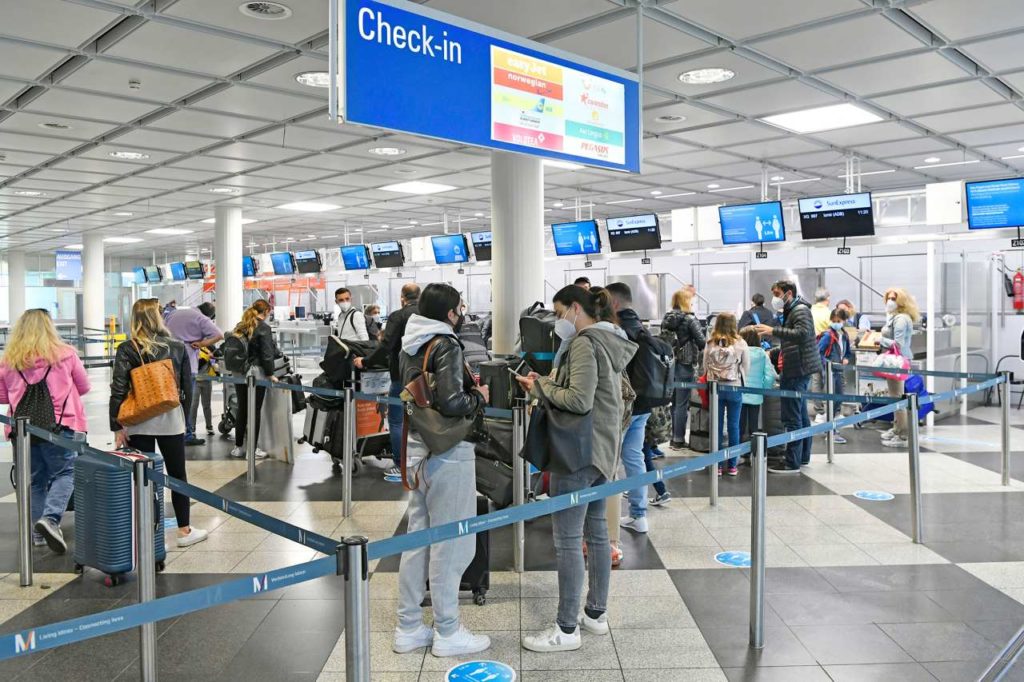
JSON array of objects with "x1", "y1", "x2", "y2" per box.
[
  {"x1": 878, "y1": 288, "x2": 919, "y2": 448},
  {"x1": 364, "y1": 304, "x2": 383, "y2": 341},
  {"x1": 516, "y1": 285, "x2": 637, "y2": 653},
  {"x1": 230, "y1": 300, "x2": 279, "y2": 460}
]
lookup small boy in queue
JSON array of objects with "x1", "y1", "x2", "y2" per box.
[{"x1": 817, "y1": 308, "x2": 854, "y2": 444}]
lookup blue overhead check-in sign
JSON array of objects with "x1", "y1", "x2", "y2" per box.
[{"x1": 331, "y1": 0, "x2": 641, "y2": 173}]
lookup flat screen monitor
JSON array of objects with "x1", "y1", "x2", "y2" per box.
[
  {"x1": 798, "y1": 193, "x2": 875, "y2": 240},
  {"x1": 168, "y1": 262, "x2": 186, "y2": 281},
  {"x1": 293, "y1": 249, "x2": 322, "y2": 274},
  {"x1": 605, "y1": 213, "x2": 662, "y2": 252},
  {"x1": 965, "y1": 178, "x2": 1024, "y2": 230},
  {"x1": 371, "y1": 241, "x2": 405, "y2": 268},
  {"x1": 470, "y1": 231, "x2": 492, "y2": 261},
  {"x1": 184, "y1": 260, "x2": 204, "y2": 280},
  {"x1": 552, "y1": 220, "x2": 602, "y2": 256},
  {"x1": 340, "y1": 245, "x2": 371, "y2": 271},
  {"x1": 270, "y1": 251, "x2": 295, "y2": 275},
  {"x1": 133, "y1": 267, "x2": 146, "y2": 285},
  {"x1": 431, "y1": 234, "x2": 470, "y2": 264},
  {"x1": 242, "y1": 255, "x2": 257, "y2": 278},
  {"x1": 718, "y1": 201, "x2": 786, "y2": 246},
  {"x1": 144, "y1": 265, "x2": 162, "y2": 283}
]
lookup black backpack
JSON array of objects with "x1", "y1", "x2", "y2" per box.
[
  {"x1": 625, "y1": 326, "x2": 676, "y2": 407},
  {"x1": 13, "y1": 367, "x2": 70, "y2": 443},
  {"x1": 222, "y1": 333, "x2": 249, "y2": 374}
]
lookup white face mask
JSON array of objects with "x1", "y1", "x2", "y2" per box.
[
  {"x1": 771, "y1": 296, "x2": 785, "y2": 313},
  {"x1": 337, "y1": 301, "x2": 352, "y2": 313},
  {"x1": 554, "y1": 309, "x2": 579, "y2": 340},
  {"x1": 885, "y1": 299, "x2": 897, "y2": 314}
]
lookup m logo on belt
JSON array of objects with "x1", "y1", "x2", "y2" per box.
[
  {"x1": 15, "y1": 630, "x2": 36, "y2": 653},
  {"x1": 252, "y1": 575, "x2": 269, "y2": 593},
  {"x1": 569, "y1": 492, "x2": 580, "y2": 506},
  {"x1": 458, "y1": 521, "x2": 470, "y2": 536}
]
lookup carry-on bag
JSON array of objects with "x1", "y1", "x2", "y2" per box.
[
  {"x1": 687, "y1": 394, "x2": 711, "y2": 453},
  {"x1": 429, "y1": 496, "x2": 491, "y2": 605},
  {"x1": 73, "y1": 449, "x2": 166, "y2": 586},
  {"x1": 478, "y1": 358, "x2": 523, "y2": 410}
]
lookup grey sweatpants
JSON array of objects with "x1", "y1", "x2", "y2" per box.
[{"x1": 397, "y1": 435, "x2": 477, "y2": 637}]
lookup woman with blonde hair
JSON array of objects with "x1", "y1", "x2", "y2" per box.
[
  {"x1": 661, "y1": 288, "x2": 705, "y2": 450},
  {"x1": 230, "y1": 299, "x2": 280, "y2": 459},
  {"x1": 879, "y1": 288, "x2": 919, "y2": 448},
  {"x1": 704, "y1": 312, "x2": 749, "y2": 476},
  {"x1": 110, "y1": 298, "x2": 207, "y2": 547},
  {"x1": 0, "y1": 309, "x2": 90, "y2": 553}
]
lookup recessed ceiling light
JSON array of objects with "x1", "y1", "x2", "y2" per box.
[
  {"x1": 379, "y1": 181, "x2": 456, "y2": 195},
  {"x1": 650, "y1": 190, "x2": 662, "y2": 196},
  {"x1": 208, "y1": 187, "x2": 239, "y2": 194},
  {"x1": 394, "y1": 168, "x2": 418, "y2": 175},
  {"x1": 381, "y1": 224, "x2": 389, "y2": 229},
  {"x1": 145, "y1": 228, "x2": 194, "y2": 236},
  {"x1": 63, "y1": 243, "x2": 83, "y2": 250},
  {"x1": 409, "y1": 220, "x2": 418, "y2": 225},
  {"x1": 837, "y1": 169, "x2": 896, "y2": 178},
  {"x1": 49, "y1": 228, "x2": 68, "y2": 233},
  {"x1": 38, "y1": 122, "x2": 71, "y2": 130},
  {"x1": 923, "y1": 157, "x2": 942, "y2": 164},
  {"x1": 321, "y1": 234, "x2": 338, "y2": 238},
  {"x1": 707, "y1": 184, "x2": 721, "y2": 189},
  {"x1": 103, "y1": 236, "x2": 143, "y2": 244},
  {"x1": 770, "y1": 175, "x2": 785, "y2": 182},
  {"x1": 13, "y1": 190, "x2": 45, "y2": 197},
  {"x1": 238, "y1": 1, "x2": 292, "y2": 20},
  {"x1": 108, "y1": 151, "x2": 149, "y2": 160},
  {"x1": 760, "y1": 103, "x2": 883, "y2": 134},
  {"x1": 709, "y1": 185, "x2": 756, "y2": 192},
  {"x1": 299, "y1": 236, "x2": 317, "y2": 241},
  {"x1": 678, "y1": 68, "x2": 735, "y2": 85},
  {"x1": 474, "y1": 212, "x2": 484, "y2": 217},
  {"x1": 606, "y1": 198, "x2": 644, "y2": 205},
  {"x1": 654, "y1": 114, "x2": 687, "y2": 123},
  {"x1": 306, "y1": 234, "x2": 316, "y2": 238},
  {"x1": 542, "y1": 160, "x2": 583, "y2": 171},
  {"x1": 553, "y1": 202, "x2": 564, "y2": 208},
  {"x1": 295, "y1": 71, "x2": 330, "y2": 88},
  {"x1": 913, "y1": 159, "x2": 980, "y2": 170},
  {"x1": 113, "y1": 211, "x2": 134, "y2": 217},
  {"x1": 277, "y1": 201, "x2": 340, "y2": 212},
  {"x1": 201, "y1": 217, "x2": 257, "y2": 224},
  {"x1": 658, "y1": 192, "x2": 696, "y2": 198},
  {"x1": 368, "y1": 146, "x2": 407, "y2": 156},
  {"x1": 284, "y1": 237, "x2": 296, "y2": 242}
]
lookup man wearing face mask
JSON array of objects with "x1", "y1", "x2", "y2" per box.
[
  {"x1": 333, "y1": 287, "x2": 369, "y2": 342},
  {"x1": 753, "y1": 280, "x2": 819, "y2": 474}
]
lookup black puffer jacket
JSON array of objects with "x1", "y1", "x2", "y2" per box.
[
  {"x1": 363, "y1": 299, "x2": 418, "y2": 381},
  {"x1": 400, "y1": 320, "x2": 484, "y2": 419},
  {"x1": 109, "y1": 335, "x2": 192, "y2": 431},
  {"x1": 248, "y1": 321, "x2": 279, "y2": 377},
  {"x1": 771, "y1": 297, "x2": 820, "y2": 379},
  {"x1": 662, "y1": 309, "x2": 706, "y2": 367}
]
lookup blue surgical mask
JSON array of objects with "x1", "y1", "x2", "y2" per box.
[{"x1": 831, "y1": 322, "x2": 843, "y2": 331}]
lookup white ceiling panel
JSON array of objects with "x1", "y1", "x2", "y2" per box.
[
  {"x1": 0, "y1": 79, "x2": 26, "y2": 103},
  {"x1": 32, "y1": 169, "x2": 115, "y2": 185},
  {"x1": 643, "y1": 136, "x2": 697, "y2": 159},
  {"x1": 105, "y1": 23, "x2": 281, "y2": 77},
  {"x1": 871, "y1": 80, "x2": 1006, "y2": 117},
  {"x1": 663, "y1": 150, "x2": 741, "y2": 169},
  {"x1": 215, "y1": 175, "x2": 292, "y2": 190},
  {"x1": 998, "y1": 73, "x2": 1024, "y2": 96},
  {"x1": 109, "y1": 177, "x2": 190, "y2": 191},
  {"x1": 723, "y1": 137, "x2": 824, "y2": 159},
  {"x1": 79, "y1": 144, "x2": 178, "y2": 165},
  {"x1": 673, "y1": 122, "x2": 781, "y2": 148},
  {"x1": 136, "y1": 167, "x2": 222, "y2": 183},
  {"x1": 424, "y1": 0, "x2": 612, "y2": 40},
  {"x1": 255, "y1": 164, "x2": 332, "y2": 181},
  {"x1": 113, "y1": 129, "x2": 216, "y2": 154},
  {"x1": 0, "y1": 131, "x2": 80, "y2": 154},
  {"x1": 910, "y1": 0, "x2": 1024, "y2": 41},
  {"x1": 243, "y1": 56, "x2": 333, "y2": 97},
  {"x1": 950, "y1": 123, "x2": 1024, "y2": 147},
  {"x1": 25, "y1": 89, "x2": 159, "y2": 122},
  {"x1": 1, "y1": 0, "x2": 119, "y2": 48},
  {"x1": 210, "y1": 142, "x2": 302, "y2": 163},
  {"x1": 644, "y1": 102, "x2": 735, "y2": 133},
  {"x1": 155, "y1": 110, "x2": 272, "y2": 138},
  {"x1": 171, "y1": 156, "x2": 264, "y2": 174},
  {"x1": 59, "y1": 59, "x2": 213, "y2": 104},
  {"x1": 548, "y1": 16, "x2": 707, "y2": 71},
  {"x1": 702, "y1": 80, "x2": 840, "y2": 117},
  {"x1": 0, "y1": 40, "x2": 63, "y2": 81},
  {"x1": 811, "y1": 121, "x2": 917, "y2": 147},
  {"x1": 247, "y1": 125, "x2": 363, "y2": 151},
  {"x1": 854, "y1": 138, "x2": 954, "y2": 159},
  {"x1": 0, "y1": 149, "x2": 54, "y2": 166},
  {"x1": 52, "y1": 157, "x2": 144, "y2": 175},
  {"x1": 820, "y1": 53, "x2": 968, "y2": 97},
  {"x1": 654, "y1": 0, "x2": 864, "y2": 40},
  {"x1": 960, "y1": 33, "x2": 1024, "y2": 73},
  {"x1": 915, "y1": 104, "x2": 1024, "y2": 135},
  {"x1": 198, "y1": 85, "x2": 323, "y2": 120},
  {"x1": 0, "y1": 112, "x2": 117, "y2": 140},
  {"x1": 164, "y1": 0, "x2": 330, "y2": 43}
]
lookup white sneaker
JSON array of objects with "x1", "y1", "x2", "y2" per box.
[
  {"x1": 880, "y1": 428, "x2": 895, "y2": 440},
  {"x1": 813, "y1": 413, "x2": 827, "y2": 424},
  {"x1": 393, "y1": 624, "x2": 433, "y2": 653},
  {"x1": 578, "y1": 611, "x2": 609, "y2": 635},
  {"x1": 362, "y1": 455, "x2": 391, "y2": 470},
  {"x1": 431, "y1": 625, "x2": 490, "y2": 658},
  {"x1": 619, "y1": 515, "x2": 649, "y2": 534},
  {"x1": 229, "y1": 447, "x2": 244, "y2": 459},
  {"x1": 882, "y1": 436, "x2": 908, "y2": 449},
  {"x1": 176, "y1": 527, "x2": 209, "y2": 548},
  {"x1": 522, "y1": 623, "x2": 582, "y2": 652},
  {"x1": 254, "y1": 448, "x2": 269, "y2": 460}
]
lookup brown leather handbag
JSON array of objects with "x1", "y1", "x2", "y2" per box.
[{"x1": 117, "y1": 341, "x2": 181, "y2": 426}]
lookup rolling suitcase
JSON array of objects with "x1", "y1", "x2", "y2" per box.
[
  {"x1": 73, "y1": 449, "x2": 167, "y2": 586},
  {"x1": 478, "y1": 358, "x2": 523, "y2": 411},
  {"x1": 688, "y1": 396, "x2": 711, "y2": 453},
  {"x1": 425, "y1": 496, "x2": 490, "y2": 605}
]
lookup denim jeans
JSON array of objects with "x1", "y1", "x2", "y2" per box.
[
  {"x1": 184, "y1": 374, "x2": 197, "y2": 439},
  {"x1": 397, "y1": 436, "x2": 477, "y2": 637},
  {"x1": 642, "y1": 444, "x2": 667, "y2": 496},
  {"x1": 189, "y1": 378, "x2": 213, "y2": 434},
  {"x1": 718, "y1": 390, "x2": 743, "y2": 468},
  {"x1": 387, "y1": 381, "x2": 404, "y2": 465},
  {"x1": 550, "y1": 465, "x2": 610, "y2": 630},
  {"x1": 30, "y1": 432, "x2": 76, "y2": 527},
  {"x1": 622, "y1": 413, "x2": 650, "y2": 518},
  {"x1": 671, "y1": 365, "x2": 695, "y2": 443},
  {"x1": 780, "y1": 374, "x2": 813, "y2": 469}
]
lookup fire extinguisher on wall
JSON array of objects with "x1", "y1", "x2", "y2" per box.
[{"x1": 1014, "y1": 269, "x2": 1024, "y2": 313}]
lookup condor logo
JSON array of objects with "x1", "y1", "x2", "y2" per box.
[
  {"x1": 252, "y1": 575, "x2": 269, "y2": 593},
  {"x1": 15, "y1": 630, "x2": 36, "y2": 653}
]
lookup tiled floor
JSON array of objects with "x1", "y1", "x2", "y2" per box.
[{"x1": 3, "y1": 369, "x2": 1024, "y2": 680}]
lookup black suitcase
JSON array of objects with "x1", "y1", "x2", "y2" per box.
[
  {"x1": 462, "y1": 496, "x2": 490, "y2": 605},
  {"x1": 476, "y1": 458, "x2": 513, "y2": 509},
  {"x1": 478, "y1": 358, "x2": 523, "y2": 410}
]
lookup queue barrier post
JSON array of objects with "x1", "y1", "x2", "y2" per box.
[
  {"x1": 749, "y1": 431, "x2": 768, "y2": 650},
  {"x1": 133, "y1": 457, "x2": 158, "y2": 681},
  {"x1": 512, "y1": 399, "x2": 527, "y2": 574},
  {"x1": 906, "y1": 393, "x2": 923, "y2": 544},
  {"x1": 15, "y1": 417, "x2": 32, "y2": 587},
  {"x1": 709, "y1": 380, "x2": 719, "y2": 507},
  {"x1": 340, "y1": 537, "x2": 371, "y2": 682},
  {"x1": 1001, "y1": 371, "x2": 1011, "y2": 487},
  {"x1": 825, "y1": 365, "x2": 836, "y2": 465},
  {"x1": 342, "y1": 384, "x2": 356, "y2": 519},
  {"x1": 245, "y1": 373, "x2": 257, "y2": 487}
]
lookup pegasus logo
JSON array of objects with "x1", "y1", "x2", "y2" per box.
[
  {"x1": 252, "y1": 575, "x2": 269, "y2": 593},
  {"x1": 15, "y1": 630, "x2": 36, "y2": 653}
]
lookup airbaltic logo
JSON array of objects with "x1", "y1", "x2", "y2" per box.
[
  {"x1": 252, "y1": 575, "x2": 269, "y2": 593},
  {"x1": 15, "y1": 630, "x2": 36, "y2": 654},
  {"x1": 357, "y1": 7, "x2": 463, "y2": 64}
]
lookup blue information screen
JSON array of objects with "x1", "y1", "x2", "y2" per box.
[
  {"x1": 341, "y1": 245, "x2": 371, "y2": 270},
  {"x1": 270, "y1": 252, "x2": 294, "y2": 275},
  {"x1": 719, "y1": 201, "x2": 786, "y2": 245},
  {"x1": 552, "y1": 220, "x2": 601, "y2": 256},
  {"x1": 341, "y1": 0, "x2": 641, "y2": 173},
  {"x1": 966, "y1": 178, "x2": 1024, "y2": 229},
  {"x1": 431, "y1": 234, "x2": 469, "y2": 264},
  {"x1": 55, "y1": 250, "x2": 82, "y2": 281},
  {"x1": 242, "y1": 256, "x2": 256, "y2": 277},
  {"x1": 133, "y1": 267, "x2": 146, "y2": 284},
  {"x1": 144, "y1": 265, "x2": 161, "y2": 283},
  {"x1": 168, "y1": 262, "x2": 186, "y2": 281}
]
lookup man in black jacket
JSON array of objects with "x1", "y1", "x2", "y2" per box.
[
  {"x1": 754, "y1": 280, "x2": 820, "y2": 473},
  {"x1": 356, "y1": 283, "x2": 420, "y2": 476},
  {"x1": 738, "y1": 293, "x2": 776, "y2": 331}
]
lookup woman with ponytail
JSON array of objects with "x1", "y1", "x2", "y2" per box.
[{"x1": 230, "y1": 300, "x2": 279, "y2": 459}]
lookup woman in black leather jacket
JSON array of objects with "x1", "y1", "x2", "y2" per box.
[
  {"x1": 231, "y1": 300, "x2": 279, "y2": 459},
  {"x1": 661, "y1": 288, "x2": 706, "y2": 449},
  {"x1": 110, "y1": 298, "x2": 207, "y2": 547},
  {"x1": 392, "y1": 283, "x2": 492, "y2": 659}
]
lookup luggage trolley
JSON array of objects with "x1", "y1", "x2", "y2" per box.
[{"x1": 351, "y1": 369, "x2": 392, "y2": 469}]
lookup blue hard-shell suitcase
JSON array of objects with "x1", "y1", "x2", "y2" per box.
[{"x1": 72, "y1": 449, "x2": 167, "y2": 586}]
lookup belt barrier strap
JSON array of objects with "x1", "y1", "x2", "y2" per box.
[
  {"x1": 764, "y1": 399, "x2": 907, "y2": 449},
  {"x1": 851, "y1": 366, "x2": 999, "y2": 381},
  {"x1": 717, "y1": 384, "x2": 898, "y2": 404},
  {"x1": 919, "y1": 375, "x2": 1003, "y2": 407}
]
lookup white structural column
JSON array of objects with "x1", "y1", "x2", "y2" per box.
[
  {"x1": 490, "y1": 151, "x2": 545, "y2": 354},
  {"x1": 82, "y1": 233, "x2": 105, "y2": 333},
  {"x1": 6, "y1": 250, "x2": 26, "y2": 323},
  {"x1": 214, "y1": 205, "x2": 244, "y2": 334}
]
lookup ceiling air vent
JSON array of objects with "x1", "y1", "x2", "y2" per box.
[
  {"x1": 39, "y1": 122, "x2": 71, "y2": 130},
  {"x1": 238, "y1": 2, "x2": 292, "y2": 20}
]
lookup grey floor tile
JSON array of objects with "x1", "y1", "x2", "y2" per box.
[
  {"x1": 701, "y1": 625, "x2": 815, "y2": 668},
  {"x1": 790, "y1": 624, "x2": 912, "y2": 665},
  {"x1": 521, "y1": 672, "x2": 625, "y2": 682},
  {"x1": 823, "y1": 662, "x2": 939, "y2": 681},
  {"x1": 684, "y1": 591, "x2": 784, "y2": 629},
  {"x1": 622, "y1": 670, "x2": 727, "y2": 681},
  {"x1": 758, "y1": 567, "x2": 838, "y2": 595},
  {"x1": 815, "y1": 564, "x2": 982, "y2": 593},
  {"x1": 671, "y1": 568, "x2": 750, "y2": 598},
  {"x1": 612, "y1": 627, "x2": 718, "y2": 669},
  {"x1": 606, "y1": 595, "x2": 696, "y2": 629},
  {"x1": 767, "y1": 590, "x2": 955, "y2": 627},
  {"x1": 723, "y1": 666, "x2": 832, "y2": 681},
  {"x1": 879, "y1": 622, "x2": 1000, "y2": 663},
  {"x1": 521, "y1": 629, "x2": 618, "y2": 671},
  {"x1": 925, "y1": 586, "x2": 1024, "y2": 622},
  {"x1": 420, "y1": 630, "x2": 520, "y2": 672}
]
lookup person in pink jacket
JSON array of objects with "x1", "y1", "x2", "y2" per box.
[{"x1": 0, "y1": 309, "x2": 90, "y2": 554}]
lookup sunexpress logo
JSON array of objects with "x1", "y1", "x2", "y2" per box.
[
  {"x1": 15, "y1": 630, "x2": 36, "y2": 654},
  {"x1": 357, "y1": 6, "x2": 463, "y2": 64}
]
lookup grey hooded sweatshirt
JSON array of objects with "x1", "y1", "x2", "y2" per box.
[{"x1": 533, "y1": 324, "x2": 637, "y2": 481}]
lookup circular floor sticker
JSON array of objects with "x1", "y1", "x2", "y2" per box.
[
  {"x1": 854, "y1": 490, "x2": 895, "y2": 501},
  {"x1": 446, "y1": 660, "x2": 516, "y2": 682},
  {"x1": 715, "y1": 551, "x2": 751, "y2": 567}
]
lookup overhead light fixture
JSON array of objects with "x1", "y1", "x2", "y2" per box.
[
  {"x1": 553, "y1": 202, "x2": 565, "y2": 208},
  {"x1": 38, "y1": 122, "x2": 71, "y2": 130},
  {"x1": 658, "y1": 192, "x2": 696, "y2": 199},
  {"x1": 394, "y1": 168, "x2": 418, "y2": 175},
  {"x1": 650, "y1": 190, "x2": 663, "y2": 196},
  {"x1": 709, "y1": 185, "x2": 756, "y2": 192},
  {"x1": 368, "y1": 146, "x2": 407, "y2": 156},
  {"x1": 299, "y1": 236, "x2": 317, "y2": 241},
  {"x1": 109, "y1": 151, "x2": 149, "y2": 160},
  {"x1": 606, "y1": 198, "x2": 644, "y2": 205},
  {"x1": 379, "y1": 181, "x2": 456, "y2": 195},
  {"x1": 474, "y1": 212, "x2": 484, "y2": 217},
  {"x1": 201, "y1": 217, "x2": 257, "y2": 224},
  {"x1": 706, "y1": 184, "x2": 721, "y2": 189},
  {"x1": 380, "y1": 224, "x2": 390, "y2": 229},
  {"x1": 923, "y1": 157, "x2": 942, "y2": 164},
  {"x1": 277, "y1": 201, "x2": 340, "y2": 212},
  {"x1": 13, "y1": 190, "x2": 45, "y2": 197},
  {"x1": 238, "y1": 1, "x2": 292, "y2": 20},
  {"x1": 63, "y1": 243, "x2": 83, "y2": 250},
  {"x1": 760, "y1": 103, "x2": 883, "y2": 134},
  {"x1": 409, "y1": 220, "x2": 418, "y2": 225},
  {"x1": 208, "y1": 187, "x2": 239, "y2": 194},
  {"x1": 913, "y1": 159, "x2": 980, "y2": 170},
  {"x1": 543, "y1": 160, "x2": 584, "y2": 171},
  {"x1": 321, "y1": 234, "x2": 338, "y2": 238},
  {"x1": 295, "y1": 71, "x2": 330, "y2": 88},
  {"x1": 113, "y1": 212, "x2": 134, "y2": 217},
  {"x1": 1001, "y1": 154, "x2": 1024, "y2": 160},
  {"x1": 654, "y1": 114, "x2": 687, "y2": 123},
  {"x1": 145, "y1": 228, "x2": 194, "y2": 236},
  {"x1": 103, "y1": 236, "x2": 143, "y2": 243},
  {"x1": 678, "y1": 68, "x2": 735, "y2": 85},
  {"x1": 770, "y1": 175, "x2": 785, "y2": 182},
  {"x1": 837, "y1": 169, "x2": 896, "y2": 178},
  {"x1": 772, "y1": 177, "x2": 822, "y2": 185}
]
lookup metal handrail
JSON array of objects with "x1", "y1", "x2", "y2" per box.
[
  {"x1": 978, "y1": 625, "x2": 1024, "y2": 681},
  {"x1": 664, "y1": 272, "x2": 711, "y2": 314},
  {"x1": 823, "y1": 266, "x2": 885, "y2": 298}
]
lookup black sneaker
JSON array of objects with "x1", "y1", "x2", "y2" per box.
[
  {"x1": 185, "y1": 437, "x2": 206, "y2": 447},
  {"x1": 767, "y1": 464, "x2": 801, "y2": 475}
]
